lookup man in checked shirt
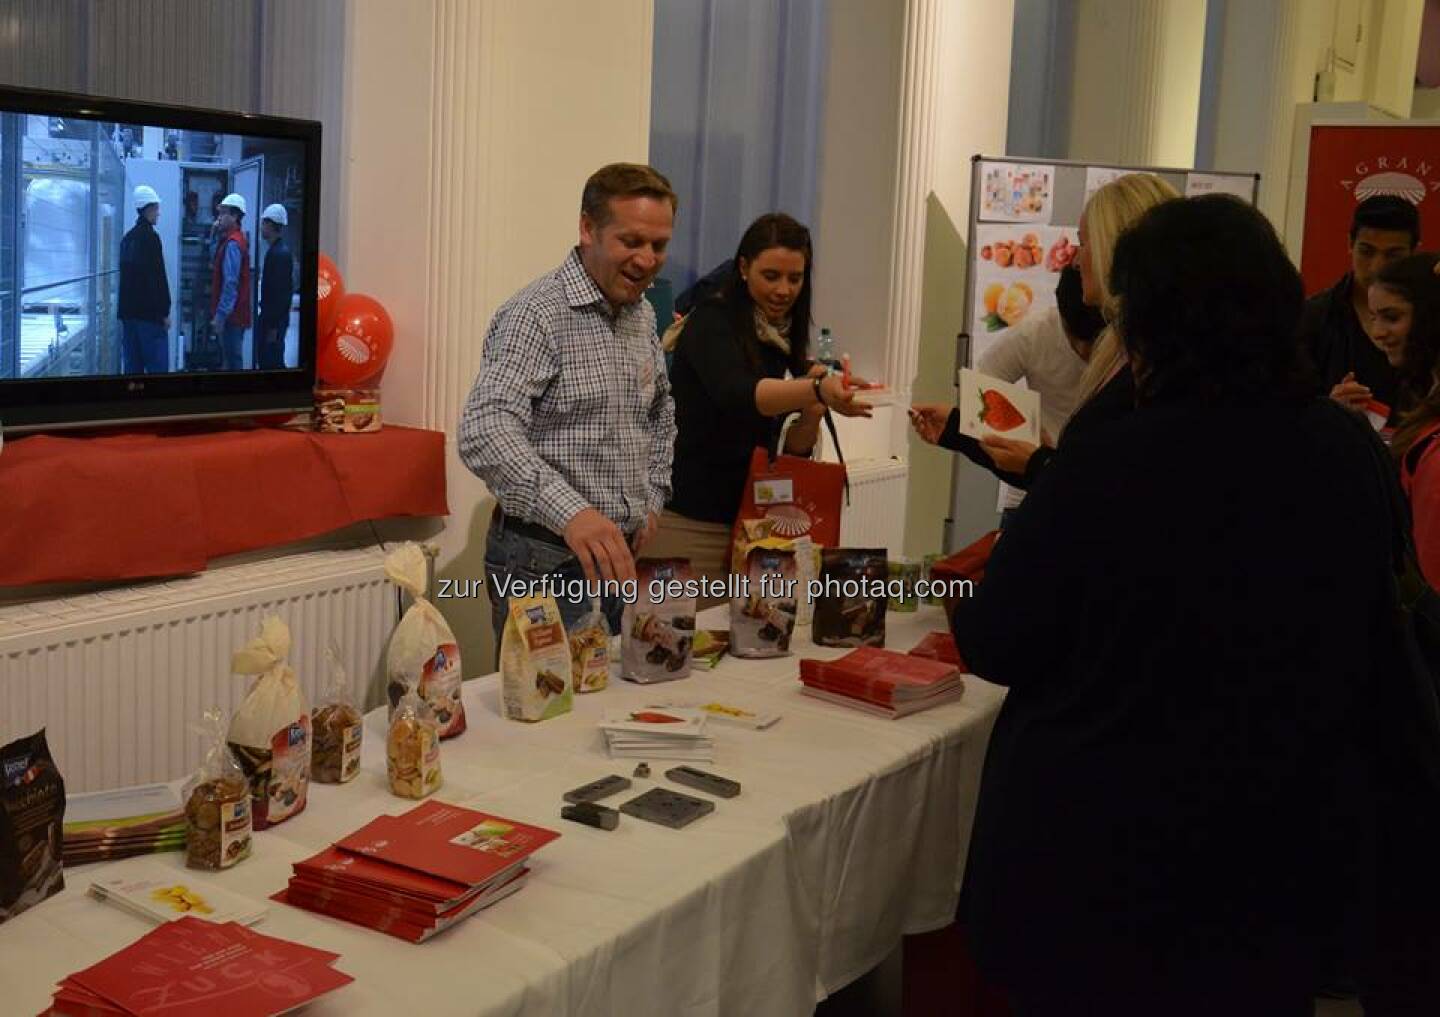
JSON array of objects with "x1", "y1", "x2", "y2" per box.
[{"x1": 460, "y1": 163, "x2": 678, "y2": 647}]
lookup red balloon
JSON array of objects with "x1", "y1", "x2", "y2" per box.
[
  {"x1": 316, "y1": 292, "x2": 394, "y2": 387},
  {"x1": 316, "y1": 252, "x2": 346, "y2": 338}
]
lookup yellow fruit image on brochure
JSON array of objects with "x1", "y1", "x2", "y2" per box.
[{"x1": 151, "y1": 884, "x2": 214, "y2": 915}]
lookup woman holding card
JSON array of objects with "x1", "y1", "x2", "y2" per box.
[
  {"x1": 645, "y1": 213, "x2": 872, "y2": 601},
  {"x1": 950, "y1": 195, "x2": 1391, "y2": 1016},
  {"x1": 911, "y1": 174, "x2": 1178, "y2": 490}
]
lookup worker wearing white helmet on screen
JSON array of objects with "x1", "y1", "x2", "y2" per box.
[
  {"x1": 258, "y1": 204, "x2": 295, "y2": 370},
  {"x1": 118, "y1": 184, "x2": 171, "y2": 373},
  {"x1": 211, "y1": 192, "x2": 253, "y2": 369}
]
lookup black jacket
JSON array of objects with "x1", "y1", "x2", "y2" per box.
[
  {"x1": 259, "y1": 238, "x2": 294, "y2": 329},
  {"x1": 667, "y1": 300, "x2": 792, "y2": 524},
  {"x1": 117, "y1": 217, "x2": 170, "y2": 323},
  {"x1": 950, "y1": 396, "x2": 1386, "y2": 994},
  {"x1": 1298, "y1": 273, "x2": 1400, "y2": 413}
]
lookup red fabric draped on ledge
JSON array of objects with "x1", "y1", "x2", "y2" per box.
[{"x1": 0, "y1": 425, "x2": 448, "y2": 585}]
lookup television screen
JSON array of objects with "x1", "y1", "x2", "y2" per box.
[{"x1": 0, "y1": 86, "x2": 320, "y2": 432}]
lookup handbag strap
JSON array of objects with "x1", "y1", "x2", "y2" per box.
[{"x1": 821, "y1": 408, "x2": 851, "y2": 506}]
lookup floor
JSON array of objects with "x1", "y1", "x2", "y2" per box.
[{"x1": 812, "y1": 923, "x2": 1367, "y2": 1017}]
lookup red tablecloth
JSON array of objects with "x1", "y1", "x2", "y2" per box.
[{"x1": 0, "y1": 425, "x2": 448, "y2": 585}]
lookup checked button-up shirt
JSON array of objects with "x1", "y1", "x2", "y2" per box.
[{"x1": 459, "y1": 248, "x2": 677, "y2": 537}]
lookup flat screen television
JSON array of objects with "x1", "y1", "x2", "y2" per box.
[{"x1": 0, "y1": 85, "x2": 320, "y2": 432}]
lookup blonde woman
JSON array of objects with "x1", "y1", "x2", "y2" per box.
[{"x1": 976, "y1": 173, "x2": 1181, "y2": 485}]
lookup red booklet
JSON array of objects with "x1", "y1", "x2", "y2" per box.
[
  {"x1": 907, "y1": 631, "x2": 965, "y2": 669},
  {"x1": 334, "y1": 802, "x2": 558, "y2": 888},
  {"x1": 799, "y1": 647, "x2": 961, "y2": 705},
  {"x1": 292, "y1": 845, "x2": 475, "y2": 908},
  {"x1": 274, "y1": 867, "x2": 528, "y2": 944},
  {"x1": 62, "y1": 916, "x2": 352, "y2": 1016}
]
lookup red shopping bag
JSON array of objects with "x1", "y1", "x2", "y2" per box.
[{"x1": 730, "y1": 447, "x2": 847, "y2": 568}]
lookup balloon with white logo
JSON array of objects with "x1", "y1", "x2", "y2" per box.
[{"x1": 317, "y1": 293, "x2": 394, "y2": 387}]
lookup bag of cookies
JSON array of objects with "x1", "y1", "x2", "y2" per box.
[
  {"x1": 387, "y1": 685, "x2": 443, "y2": 799},
  {"x1": 386, "y1": 543, "x2": 466, "y2": 739},
  {"x1": 501, "y1": 594, "x2": 574, "y2": 722},
  {"x1": 569, "y1": 598, "x2": 611, "y2": 694},
  {"x1": 185, "y1": 709, "x2": 252, "y2": 871},
  {"x1": 0, "y1": 729, "x2": 65, "y2": 925},
  {"x1": 622, "y1": 558, "x2": 696, "y2": 683},
  {"x1": 730, "y1": 541, "x2": 797, "y2": 658},
  {"x1": 812, "y1": 548, "x2": 889, "y2": 648},
  {"x1": 311, "y1": 639, "x2": 363, "y2": 784},
  {"x1": 227, "y1": 615, "x2": 311, "y2": 830}
]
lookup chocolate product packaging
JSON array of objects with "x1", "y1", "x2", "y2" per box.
[
  {"x1": 313, "y1": 386, "x2": 382, "y2": 433},
  {"x1": 227, "y1": 615, "x2": 311, "y2": 830},
  {"x1": 387, "y1": 685, "x2": 443, "y2": 798},
  {"x1": 730, "y1": 542, "x2": 798, "y2": 658},
  {"x1": 569, "y1": 598, "x2": 611, "y2": 693},
  {"x1": 812, "y1": 548, "x2": 889, "y2": 648},
  {"x1": 185, "y1": 709, "x2": 252, "y2": 871},
  {"x1": 0, "y1": 729, "x2": 65, "y2": 925},
  {"x1": 622, "y1": 559, "x2": 696, "y2": 683},
  {"x1": 386, "y1": 543, "x2": 466, "y2": 739},
  {"x1": 311, "y1": 640, "x2": 363, "y2": 784},
  {"x1": 501, "y1": 594, "x2": 575, "y2": 722}
]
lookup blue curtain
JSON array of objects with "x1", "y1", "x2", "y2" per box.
[{"x1": 649, "y1": 0, "x2": 829, "y2": 295}]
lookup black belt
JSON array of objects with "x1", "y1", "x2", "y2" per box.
[
  {"x1": 492, "y1": 508, "x2": 569, "y2": 548},
  {"x1": 492, "y1": 508, "x2": 641, "y2": 548}
]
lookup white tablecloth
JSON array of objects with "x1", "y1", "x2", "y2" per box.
[{"x1": 0, "y1": 605, "x2": 1004, "y2": 1017}]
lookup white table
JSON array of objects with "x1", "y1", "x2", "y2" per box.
[{"x1": 1, "y1": 605, "x2": 1004, "y2": 1017}]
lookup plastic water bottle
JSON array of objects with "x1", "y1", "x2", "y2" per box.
[{"x1": 816, "y1": 327, "x2": 839, "y2": 372}]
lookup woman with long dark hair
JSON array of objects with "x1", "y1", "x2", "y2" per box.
[
  {"x1": 951, "y1": 195, "x2": 1390, "y2": 1016},
  {"x1": 645, "y1": 213, "x2": 871, "y2": 599}
]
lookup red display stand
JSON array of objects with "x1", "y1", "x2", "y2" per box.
[{"x1": 0, "y1": 424, "x2": 448, "y2": 586}]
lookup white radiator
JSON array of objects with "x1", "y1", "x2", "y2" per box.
[
  {"x1": 839, "y1": 457, "x2": 910, "y2": 552},
  {"x1": 0, "y1": 547, "x2": 394, "y2": 792}
]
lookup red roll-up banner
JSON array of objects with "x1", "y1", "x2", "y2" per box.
[{"x1": 1299, "y1": 123, "x2": 1440, "y2": 296}]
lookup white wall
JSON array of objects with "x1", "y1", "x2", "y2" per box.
[
  {"x1": 332, "y1": 0, "x2": 654, "y2": 670},
  {"x1": 810, "y1": 0, "x2": 906, "y2": 390},
  {"x1": 905, "y1": 0, "x2": 1016, "y2": 557}
]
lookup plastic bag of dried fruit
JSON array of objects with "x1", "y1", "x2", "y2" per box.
[
  {"x1": 311, "y1": 638, "x2": 363, "y2": 784},
  {"x1": 227, "y1": 615, "x2": 311, "y2": 829},
  {"x1": 385, "y1": 543, "x2": 466, "y2": 739},
  {"x1": 185, "y1": 708, "x2": 252, "y2": 871},
  {"x1": 387, "y1": 684, "x2": 442, "y2": 799}
]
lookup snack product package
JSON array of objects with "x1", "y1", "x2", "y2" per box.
[
  {"x1": 501, "y1": 595, "x2": 575, "y2": 722},
  {"x1": 227, "y1": 615, "x2": 311, "y2": 829},
  {"x1": 792, "y1": 536, "x2": 820, "y2": 627},
  {"x1": 185, "y1": 709, "x2": 252, "y2": 871},
  {"x1": 569, "y1": 599, "x2": 611, "y2": 693},
  {"x1": 387, "y1": 686, "x2": 443, "y2": 798},
  {"x1": 622, "y1": 559, "x2": 696, "y2": 683},
  {"x1": 313, "y1": 386, "x2": 382, "y2": 433},
  {"x1": 386, "y1": 543, "x2": 466, "y2": 739},
  {"x1": 1, "y1": 728, "x2": 65, "y2": 925},
  {"x1": 887, "y1": 557, "x2": 921, "y2": 613},
  {"x1": 311, "y1": 640, "x2": 363, "y2": 784},
  {"x1": 730, "y1": 542, "x2": 797, "y2": 658},
  {"x1": 812, "y1": 548, "x2": 889, "y2": 648}
]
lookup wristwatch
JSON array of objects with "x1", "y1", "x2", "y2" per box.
[{"x1": 812, "y1": 375, "x2": 827, "y2": 408}]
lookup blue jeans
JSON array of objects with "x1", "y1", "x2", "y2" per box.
[
  {"x1": 484, "y1": 519, "x2": 626, "y2": 666},
  {"x1": 221, "y1": 325, "x2": 246, "y2": 370},
  {"x1": 257, "y1": 323, "x2": 287, "y2": 369},
  {"x1": 120, "y1": 319, "x2": 167, "y2": 374}
]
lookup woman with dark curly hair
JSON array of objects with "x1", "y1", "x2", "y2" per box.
[
  {"x1": 1370, "y1": 253, "x2": 1440, "y2": 581},
  {"x1": 950, "y1": 195, "x2": 1389, "y2": 1016}
]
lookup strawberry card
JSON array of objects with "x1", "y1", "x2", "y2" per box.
[
  {"x1": 334, "y1": 802, "x2": 558, "y2": 889},
  {"x1": 957, "y1": 368, "x2": 1041, "y2": 446}
]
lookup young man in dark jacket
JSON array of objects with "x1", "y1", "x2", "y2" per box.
[
  {"x1": 1298, "y1": 195, "x2": 1420, "y2": 420},
  {"x1": 117, "y1": 185, "x2": 171, "y2": 373},
  {"x1": 257, "y1": 203, "x2": 294, "y2": 370}
]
